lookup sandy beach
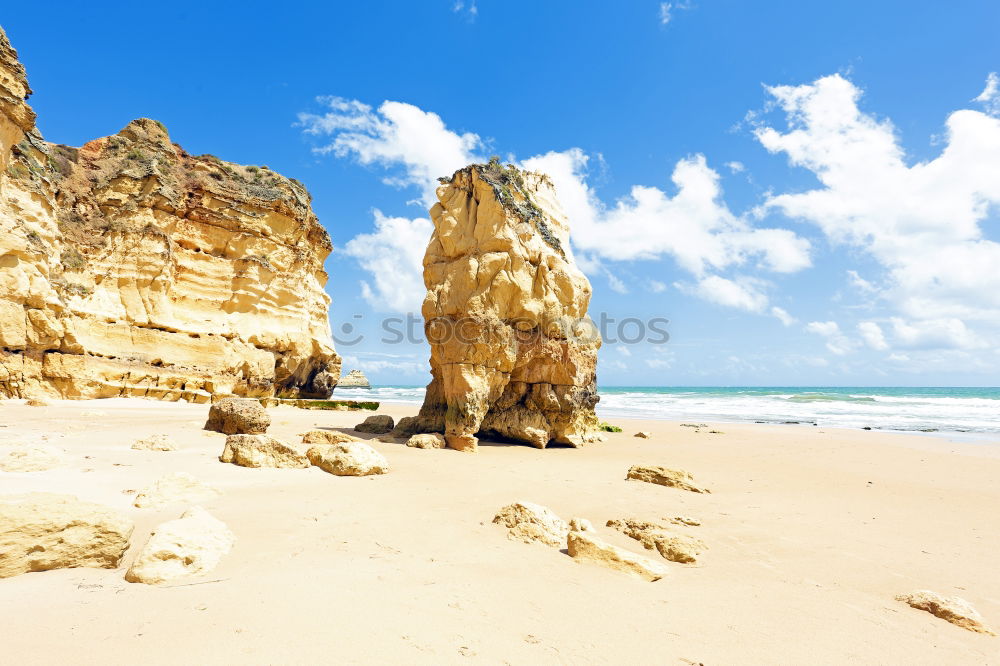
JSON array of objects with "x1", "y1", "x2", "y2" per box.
[{"x1": 2, "y1": 398, "x2": 999, "y2": 665}]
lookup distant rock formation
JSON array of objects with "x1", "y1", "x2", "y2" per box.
[
  {"x1": 337, "y1": 369, "x2": 371, "y2": 388},
  {"x1": 410, "y1": 160, "x2": 602, "y2": 451},
  {"x1": 0, "y1": 27, "x2": 340, "y2": 401}
]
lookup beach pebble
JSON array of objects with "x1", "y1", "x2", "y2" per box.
[
  {"x1": 307, "y1": 441, "x2": 388, "y2": 476},
  {"x1": 634, "y1": 431, "x2": 651, "y2": 439},
  {"x1": 566, "y1": 530, "x2": 668, "y2": 581},
  {"x1": 626, "y1": 465, "x2": 711, "y2": 494},
  {"x1": 493, "y1": 501, "x2": 569, "y2": 547},
  {"x1": 0, "y1": 493, "x2": 133, "y2": 579},
  {"x1": 131, "y1": 434, "x2": 177, "y2": 451},
  {"x1": 896, "y1": 590, "x2": 995, "y2": 635},
  {"x1": 220, "y1": 434, "x2": 309, "y2": 468},
  {"x1": 126, "y1": 507, "x2": 234, "y2": 585}
]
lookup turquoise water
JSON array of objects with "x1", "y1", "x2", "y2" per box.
[{"x1": 330, "y1": 385, "x2": 1000, "y2": 438}]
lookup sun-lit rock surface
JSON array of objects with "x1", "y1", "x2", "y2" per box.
[
  {"x1": 411, "y1": 160, "x2": 602, "y2": 452},
  {"x1": 125, "y1": 506, "x2": 234, "y2": 585},
  {"x1": 0, "y1": 28, "x2": 340, "y2": 401},
  {"x1": 337, "y1": 369, "x2": 370, "y2": 388},
  {"x1": 492, "y1": 501, "x2": 569, "y2": 547}
]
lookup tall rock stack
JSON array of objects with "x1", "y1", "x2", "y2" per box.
[
  {"x1": 0, "y1": 27, "x2": 340, "y2": 400},
  {"x1": 412, "y1": 159, "x2": 602, "y2": 452}
]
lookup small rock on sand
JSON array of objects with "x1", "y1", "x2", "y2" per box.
[
  {"x1": 306, "y1": 441, "x2": 389, "y2": 476},
  {"x1": 133, "y1": 472, "x2": 221, "y2": 508},
  {"x1": 25, "y1": 397, "x2": 50, "y2": 407},
  {"x1": 492, "y1": 502, "x2": 569, "y2": 547},
  {"x1": 634, "y1": 431, "x2": 651, "y2": 439},
  {"x1": 406, "y1": 433, "x2": 446, "y2": 449},
  {"x1": 204, "y1": 398, "x2": 270, "y2": 435},
  {"x1": 569, "y1": 517, "x2": 595, "y2": 532},
  {"x1": 896, "y1": 590, "x2": 995, "y2": 635},
  {"x1": 606, "y1": 518, "x2": 706, "y2": 564},
  {"x1": 626, "y1": 465, "x2": 711, "y2": 493},
  {"x1": 0, "y1": 443, "x2": 65, "y2": 472},
  {"x1": 0, "y1": 493, "x2": 134, "y2": 579},
  {"x1": 131, "y1": 434, "x2": 177, "y2": 451},
  {"x1": 220, "y1": 434, "x2": 309, "y2": 468},
  {"x1": 125, "y1": 506, "x2": 235, "y2": 585},
  {"x1": 354, "y1": 414, "x2": 394, "y2": 434},
  {"x1": 301, "y1": 429, "x2": 360, "y2": 445},
  {"x1": 566, "y1": 529, "x2": 668, "y2": 581}
]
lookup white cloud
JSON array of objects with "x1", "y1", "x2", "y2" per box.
[
  {"x1": 846, "y1": 269, "x2": 878, "y2": 294},
  {"x1": 452, "y1": 0, "x2": 478, "y2": 21},
  {"x1": 806, "y1": 320, "x2": 856, "y2": 355},
  {"x1": 605, "y1": 270, "x2": 628, "y2": 294},
  {"x1": 648, "y1": 279, "x2": 668, "y2": 293},
  {"x1": 659, "y1": 1, "x2": 693, "y2": 26},
  {"x1": 679, "y1": 275, "x2": 769, "y2": 312},
  {"x1": 725, "y1": 161, "x2": 745, "y2": 173},
  {"x1": 756, "y1": 73, "x2": 1000, "y2": 353},
  {"x1": 523, "y1": 149, "x2": 811, "y2": 277},
  {"x1": 298, "y1": 98, "x2": 483, "y2": 206},
  {"x1": 857, "y1": 321, "x2": 888, "y2": 350},
  {"x1": 342, "y1": 210, "x2": 433, "y2": 312},
  {"x1": 616, "y1": 346, "x2": 632, "y2": 357},
  {"x1": 975, "y1": 72, "x2": 999, "y2": 116},
  {"x1": 771, "y1": 306, "x2": 796, "y2": 326}
]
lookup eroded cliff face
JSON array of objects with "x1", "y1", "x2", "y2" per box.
[
  {"x1": 412, "y1": 160, "x2": 602, "y2": 451},
  {"x1": 0, "y1": 28, "x2": 340, "y2": 400}
]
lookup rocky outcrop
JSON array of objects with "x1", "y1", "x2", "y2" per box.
[
  {"x1": 219, "y1": 434, "x2": 309, "y2": 468},
  {"x1": 205, "y1": 398, "x2": 270, "y2": 435},
  {"x1": 896, "y1": 590, "x2": 995, "y2": 635},
  {"x1": 0, "y1": 28, "x2": 340, "y2": 401},
  {"x1": 301, "y1": 429, "x2": 359, "y2": 445},
  {"x1": 626, "y1": 465, "x2": 711, "y2": 493},
  {"x1": 125, "y1": 506, "x2": 234, "y2": 585},
  {"x1": 410, "y1": 160, "x2": 601, "y2": 452},
  {"x1": 566, "y1": 529, "x2": 668, "y2": 582},
  {"x1": 492, "y1": 501, "x2": 569, "y2": 547},
  {"x1": 0, "y1": 493, "x2": 133, "y2": 578},
  {"x1": 306, "y1": 441, "x2": 389, "y2": 476},
  {"x1": 337, "y1": 369, "x2": 370, "y2": 388},
  {"x1": 606, "y1": 518, "x2": 706, "y2": 564}
]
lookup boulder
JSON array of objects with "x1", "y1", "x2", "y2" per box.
[
  {"x1": 407, "y1": 162, "x2": 602, "y2": 452},
  {"x1": 390, "y1": 416, "x2": 419, "y2": 439},
  {"x1": 634, "y1": 431, "x2": 651, "y2": 439},
  {"x1": 569, "y1": 517, "x2": 595, "y2": 533},
  {"x1": 626, "y1": 465, "x2": 711, "y2": 493},
  {"x1": 406, "y1": 433, "x2": 446, "y2": 449},
  {"x1": 896, "y1": 590, "x2": 995, "y2": 635},
  {"x1": 606, "y1": 518, "x2": 706, "y2": 564},
  {"x1": 125, "y1": 506, "x2": 235, "y2": 585},
  {"x1": 219, "y1": 434, "x2": 309, "y2": 468},
  {"x1": 133, "y1": 472, "x2": 221, "y2": 509},
  {"x1": 301, "y1": 429, "x2": 360, "y2": 445},
  {"x1": 307, "y1": 441, "x2": 389, "y2": 476},
  {"x1": 0, "y1": 443, "x2": 64, "y2": 472},
  {"x1": 131, "y1": 434, "x2": 177, "y2": 451},
  {"x1": 204, "y1": 398, "x2": 270, "y2": 435},
  {"x1": 566, "y1": 529, "x2": 668, "y2": 582},
  {"x1": 354, "y1": 414, "x2": 394, "y2": 434},
  {"x1": 0, "y1": 493, "x2": 134, "y2": 579},
  {"x1": 492, "y1": 501, "x2": 569, "y2": 547}
]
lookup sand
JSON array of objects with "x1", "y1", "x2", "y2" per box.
[{"x1": 1, "y1": 398, "x2": 998, "y2": 665}]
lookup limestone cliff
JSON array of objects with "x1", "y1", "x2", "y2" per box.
[
  {"x1": 337, "y1": 369, "x2": 370, "y2": 388},
  {"x1": 411, "y1": 159, "x2": 602, "y2": 451},
  {"x1": 0, "y1": 28, "x2": 340, "y2": 400}
]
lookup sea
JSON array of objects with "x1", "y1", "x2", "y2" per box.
[{"x1": 330, "y1": 385, "x2": 1000, "y2": 441}]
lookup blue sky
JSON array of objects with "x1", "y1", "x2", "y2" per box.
[{"x1": 6, "y1": 1, "x2": 1000, "y2": 386}]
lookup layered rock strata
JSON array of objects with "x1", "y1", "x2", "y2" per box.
[
  {"x1": 0, "y1": 27, "x2": 340, "y2": 401},
  {"x1": 411, "y1": 160, "x2": 602, "y2": 451}
]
